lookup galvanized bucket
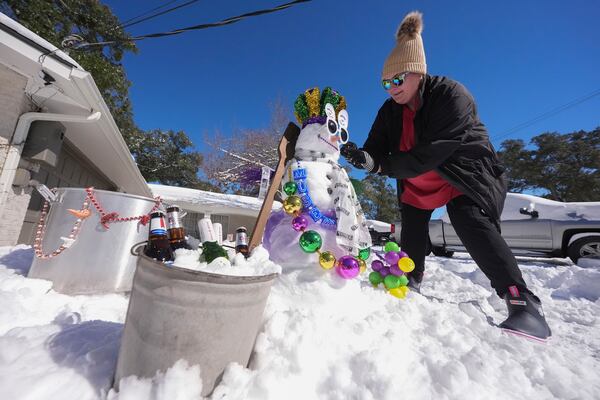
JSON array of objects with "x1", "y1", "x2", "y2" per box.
[
  {"x1": 28, "y1": 188, "x2": 156, "y2": 294},
  {"x1": 114, "y1": 249, "x2": 279, "y2": 396}
]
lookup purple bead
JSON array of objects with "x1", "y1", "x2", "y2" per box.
[
  {"x1": 336, "y1": 256, "x2": 360, "y2": 279},
  {"x1": 292, "y1": 215, "x2": 309, "y2": 232},
  {"x1": 371, "y1": 260, "x2": 384, "y2": 272},
  {"x1": 384, "y1": 251, "x2": 400, "y2": 265},
  {"x1": 379, "y1": 266, "x2": 390, "y2": 277},
  {"x1": 390, "y1": 264, "x2": 404, "y2": 276},
  {"x1": 339, "y1": 255, "x2": 359, "y2": 270},
  {"x1": 397, "y1": 251, "x2": 408, "y2": 259}
]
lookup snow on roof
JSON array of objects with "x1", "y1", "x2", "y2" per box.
[
  {"x1": 0, "y1": 12, "x2": 150, "y2": 197},
  {"x1": 149, "y1": 184, "x2": 282, "y2": 217},
  {"x1": 0, "y1": 12, "x2": 81, "y2": 69}
]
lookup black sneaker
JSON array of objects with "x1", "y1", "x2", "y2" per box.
[
  {"x1": 407, "y1": 272, "x2": 423, "y2": 293},
  {"x1": 499, "y1": 286, "x2": 551, "y2": 343}
]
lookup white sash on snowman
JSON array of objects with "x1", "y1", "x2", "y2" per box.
[{"x1": 293, "y1": 148, "x2": 372, "y2": 255}]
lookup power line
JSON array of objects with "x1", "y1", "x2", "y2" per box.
[
  {"x1": 119, "y1": 0, "x2": 202, "y2": 30},
  {"x1": 492, "y1": 88, "x2": 600, "y2": 143},
  {"x1": 65, "y1": 0, "x2": 311, "y2": 49},
  {"x1": 116, "y1": 0, "x2": 181, "y2": 29}
]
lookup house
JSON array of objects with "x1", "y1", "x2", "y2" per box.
[
  {"x1": 0, "y1": 12, "x2": 150, "y2": 246},
  {"x1": 149, "y1": 184, "x2": 282, "y2": 241}
]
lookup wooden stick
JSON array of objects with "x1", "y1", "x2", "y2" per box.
[{"x1": 249, "y1": 122, "x2": 300, "y2": 251}]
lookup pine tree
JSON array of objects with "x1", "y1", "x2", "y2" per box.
[
  {"x1": 498, "y1": 128, "x2": 600, "y2": 201},
  {"x1": 358, "y1": 173, "x2": 399, "y2": 222}
]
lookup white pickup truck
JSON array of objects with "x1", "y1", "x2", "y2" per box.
[
  {"x1": 386, "y1": 193, "x2": 600, "y2": 263},
  {"x1": 366, "y1": 219, "x2": 396, "y2": 246}
]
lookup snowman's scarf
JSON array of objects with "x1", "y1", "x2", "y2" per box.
[{"x1": 293, "y1": 148, "x2": 372, "y2": 255}]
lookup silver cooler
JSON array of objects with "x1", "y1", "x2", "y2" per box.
[{"x1": 28, "y1": 188, "x2": 156, "y2": 294}]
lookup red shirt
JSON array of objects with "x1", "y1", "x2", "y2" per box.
[{"x1": 400, "y1": 106, "x2": 462, "y2": 210}]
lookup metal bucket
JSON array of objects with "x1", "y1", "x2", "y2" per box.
[
  {"x1": 27, "y1": 187, "x2": 156, "y2": 294},
  {"x1": 114, "y1": 250, "x2": 278, "y2": 396}
]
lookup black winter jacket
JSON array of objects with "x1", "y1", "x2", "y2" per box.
[{"x1": 362, "y1": 75, "x2": 507, "y2": 221}]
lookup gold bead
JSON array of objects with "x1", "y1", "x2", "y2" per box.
[
  {"x1": 358, "y1": 259, "x2": 367, "y2": 274},
  {"x1": 283, "y1": 195, "x2": 302, "y2": 215},
  {"x1": 319, "y1": 251, "x2": 336, "y2": 270}
]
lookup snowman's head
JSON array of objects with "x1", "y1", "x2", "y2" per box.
[{"x1": 293, "y1": 87, "x2": 349, "y2": 160}]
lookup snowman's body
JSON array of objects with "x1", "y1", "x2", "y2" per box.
[{"x1": 264, "y1": 114, "x2": 370, "y2": 267}]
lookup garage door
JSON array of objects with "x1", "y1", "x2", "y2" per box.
[{"x1": 18, "y1": 139, "x2": 115, "y2": 244}]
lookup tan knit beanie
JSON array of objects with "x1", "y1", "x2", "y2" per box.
[{"x1": 382, "y1": 11, "x2": 427, "y2": 78}]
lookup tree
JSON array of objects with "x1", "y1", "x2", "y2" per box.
[
  {"x1": 498, "y1": 128, "x2": 600, "y2": 201},
  {"x1": 202, "y1": 99, "x2": 290, "y2": 195},
  {"x1": 357, "y1": 173, "x2": 399, "y2": 222},
  {"x1": 496, "y1": 139, "x2": 536, "y2": 193},
  {"x1": 2, "y1": 0, "x2": 211, "y2": 188},
  {"x1": 133, "y1": 129, "x2": 206, "y2": 188},
  {"x1": 1, "y1": 0, "x2": 138, "y2": 145}
]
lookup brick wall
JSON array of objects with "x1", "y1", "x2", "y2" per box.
[{"x1": 0, "y1": 64, "x2": 31, "y2": 246}]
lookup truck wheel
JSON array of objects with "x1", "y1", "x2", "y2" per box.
[
  {"x1": 568, "y1": 236, "x2": 600, "y2": 264},
  {"x1": 431, "y1": 246, "x2": 454, "y2": 258}
]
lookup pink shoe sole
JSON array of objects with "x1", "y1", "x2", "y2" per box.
[{"x1": 501, "y1": 328, "x2": 551, "y2": 344}]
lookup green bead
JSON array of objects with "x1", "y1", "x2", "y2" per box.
[
  {"x1": 369, "y1": 271, "x2": 383, "y2": 286},
  {"x1": 384, "y1": 274, "x2": 401, "y2": 289},
  {"x1": 398, "y1": 275, "x2": 409, "y2": 287},
  {"x1": 283, "y1": 181, "x2": 298, "y2": 196},
  {"x1": 358, "y1": 247, "x2": 371, "y2": 261},
  {"x1": 299, "y1": 230, "x2": 322, "y2": 253},
  {"x1": 384, "y1": 241, "x2": 400, "y2": 253}
]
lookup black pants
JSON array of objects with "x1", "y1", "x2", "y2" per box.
[{"x1": 400, "y1": 195, "x2": 527, "y2": 297}]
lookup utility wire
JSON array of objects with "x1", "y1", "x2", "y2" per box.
[
  {"x1": 65, "y1": 0, "x2": 311, "y2": 49},
  {"x1": 119, "y1": 0, "x2": 202, "y2": 30},
  {"x1": 115, "y1": 0, "x2": 181, "y2": 30},
  {"x1": 492, "y1": 88, "x2": 600, "y2": 143}
]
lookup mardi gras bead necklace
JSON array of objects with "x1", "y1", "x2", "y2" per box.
[
  {"x1": 282, "y1": 164, "x2": 370, "y2": 279},
  {"x1": 368, "y1": 242, "x2": 416, "y2": 299}
]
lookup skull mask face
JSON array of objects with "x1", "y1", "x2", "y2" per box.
[
  {"x1": 325, "y1": 103, "x2": 349, "y2": 145},
  {"x1": 294, "y1": 103, "x2": 350, "y2": 159}
]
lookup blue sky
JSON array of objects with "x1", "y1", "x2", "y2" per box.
[{"x1": 105, "y1": 0, "x2": 599, "y2": 180}]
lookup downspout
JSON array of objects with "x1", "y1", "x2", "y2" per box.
[{"x1": 0, "y1": 110, "x2": 101, "y2": 210}]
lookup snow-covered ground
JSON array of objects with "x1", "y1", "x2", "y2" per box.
[{"x1": 1, "y1": 245, "x2": 599, "y2": 400}]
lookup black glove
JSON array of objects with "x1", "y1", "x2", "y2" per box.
[{"x1": 340, "y1": 142, "x2": 367, "y2": 169}]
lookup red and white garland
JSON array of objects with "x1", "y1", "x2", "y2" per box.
[{"x1": 33, "y1": 187, "x2": 162, "y2": 260}]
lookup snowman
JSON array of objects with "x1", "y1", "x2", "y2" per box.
[{"x1": 263, "y1": 87, "x2": 372, "y2": 270}]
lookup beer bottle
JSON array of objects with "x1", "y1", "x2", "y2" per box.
[
  {"x1": 166, "y1": 205, "x2": 191, "y2": 250},
  {"x1": 235, "y1": 226, "x2": 249, "y2": 258},
  {"x1": 145, "y1": 211, "x2": 174, "y2": 262}
]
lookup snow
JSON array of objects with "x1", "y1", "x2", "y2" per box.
[
  {"x1": 441, "y1": 192, "x2": 600, "y2": 222},
  {"x1": 366, "y1": 219, "x2": 392, "y2": 232},
  {"x1": 0, "y1": 12, "x2": 82, "y2": 68},
  {"x1": 578, "y1": 257, "x2": 600, "y2": 269},
  {"x1": 149, "y1": 184, "x2": 282, "y2": 217},
  {"x1": 172, "y1": 245, "x2": 282, "y2": 276},
  {"x1": 1, "y1": 245, "x2": 599, "y2": 399}
]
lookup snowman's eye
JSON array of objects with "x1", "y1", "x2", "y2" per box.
[
  {"x1": 339, "y1": 128, "x2": 349, "y2": 144},
  {"x1": 327, "y1": 119, "x2": 338, "y2": 135}
]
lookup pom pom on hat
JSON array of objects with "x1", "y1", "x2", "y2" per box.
[{"x1": 396, "y1": 11, "x2": 423, "y2": 39}]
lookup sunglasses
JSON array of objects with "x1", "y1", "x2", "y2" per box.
[
  {"x1": 325, "y1": 103, "x2": 349, "y2": 144},
  {"x1": 381, "y1": 71, "x2": 410, "y2": 90}
]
